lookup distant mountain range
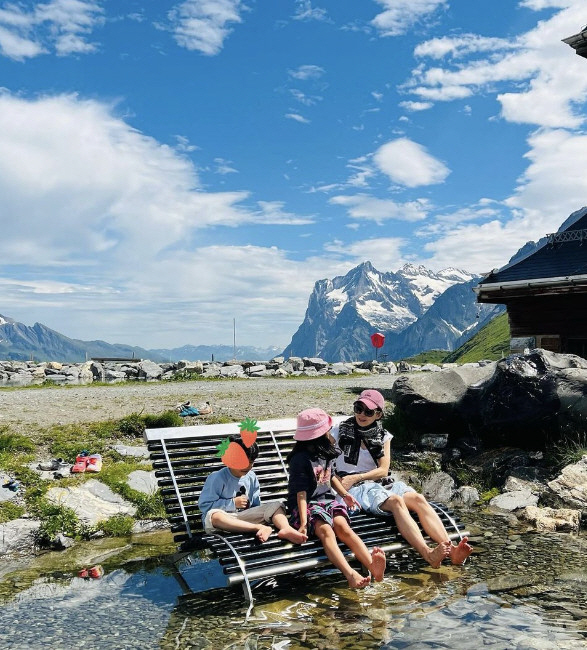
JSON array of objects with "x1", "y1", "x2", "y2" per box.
[
  {"x1": 282, "y1": 262, "x2": 503, "y2": 362},
  {"x1": 0, "y1": 261, "x2": 503, "y2": 364},
  {"x1": 0, "y1": 314, "x2": 279, "y2": 363}
]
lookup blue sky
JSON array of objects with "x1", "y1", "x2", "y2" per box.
[{"x1": 1, "y1": 0, "x2": 586, "y2": 350}]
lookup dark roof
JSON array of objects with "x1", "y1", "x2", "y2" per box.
[{"x1": 479, "y1": 208, "x2": 587, "y2": 286}]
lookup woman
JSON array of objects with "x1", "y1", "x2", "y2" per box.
[{"x1": 332, "y1": 389, "x2": 472, "y2": 568}]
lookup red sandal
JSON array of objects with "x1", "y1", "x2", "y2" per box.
[{"x1": 71, "y1": 452, "x2": 89, "y2": 473}]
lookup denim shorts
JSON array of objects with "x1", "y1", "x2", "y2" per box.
[{"x1": 349, "y1": 480, "x2": 415, "y2": 516}]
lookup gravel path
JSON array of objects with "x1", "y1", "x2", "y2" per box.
[{"x1": 0, "y1": 375, "x2": 397, "y2": 435}]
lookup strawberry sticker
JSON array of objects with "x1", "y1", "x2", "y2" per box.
[{"x1": 239, "y1": 417, "x2": 259, "y2": 448}]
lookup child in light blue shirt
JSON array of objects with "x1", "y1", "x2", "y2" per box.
[{"x1": 198, "y1": 435, "x2": 307, "y2": 544}]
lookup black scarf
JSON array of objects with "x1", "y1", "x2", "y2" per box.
[{"x1": 337, "y1": 416, "x2": 386, "y2": 467}]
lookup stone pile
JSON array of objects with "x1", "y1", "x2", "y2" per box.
[{"x1": 0, "y1": 356, "x2": 469, "y2": 387}]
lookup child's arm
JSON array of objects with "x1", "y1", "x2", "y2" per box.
[
  {"x1": 331, "y1": 474, "x2": 361, "y2": 511},
  {"x1": 296, "y1": 491, "x2": 308, "y2": 537},
  {"x1": 198, "y1": 472, "x2": 237, "y2": 515}
]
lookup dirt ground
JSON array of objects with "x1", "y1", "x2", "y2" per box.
[{"x1": 0, "y1": 375, "x2": 397, "y2": 436}]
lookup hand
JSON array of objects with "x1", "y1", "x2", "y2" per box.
[
  {"x1": 298, "y1": 523, "x2": 307, "y2": 537},
  {"x1": 343, "y1": 493, "x2": 361, "y2": 512},
  {"x1": 234, "y1": 495, "x2": 249, "y2": 509}
]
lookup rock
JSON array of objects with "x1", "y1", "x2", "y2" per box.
[
  {"x1": 452, "y1": 485, "x2": 480, "y2": 506},
  {"x1": 489, "y1": 489, "x2": 539, "y2": 511},
  {"x1": 390, "y1": 364, "x2": 495, "y2": 438},
  {"x1": 137, "y1": 360, "x2": 163, "y2": 380},
  {"x1": 546, "y1": 457, "x2": 587, "y2": 510},
  {"x1": 0, "y1": 519, "x2": 40, "y2": 556},
  {"x1": 127, "y1": 470, "x2": 158, "y2": 494},
  {"x1": 111, "y1": 444, "x2": 150, "y2": 459},
  {"x1": 45, "y1": 479, "x2": 136, "y2": 525},
  {"x1": 519, "y1": 505, "x2": 581, "y2": 532},
  {"x1": 419, "y1": 433, "x2": 449, "y2": 449},
  {"x1": 421, "y1": 471, "x2": 455, "y2": 502}
]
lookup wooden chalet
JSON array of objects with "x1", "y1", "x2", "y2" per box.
[{"x1": 474, "y1": 207, "x2": 587, "y2": 358}]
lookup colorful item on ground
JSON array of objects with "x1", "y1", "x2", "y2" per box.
[
  {"x1": 72, "y1": 451, "x2": 90, "y2": 473},
  {"x1": 85, "y1": 454, "x2": 102, "y2": 473},
  {"x1": 78, "y1": 565, "x2": 104, "y2": 579}
]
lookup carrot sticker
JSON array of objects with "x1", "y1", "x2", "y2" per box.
[{"x1": 239, "y1": 417, "x2": 259, "y2": 448}]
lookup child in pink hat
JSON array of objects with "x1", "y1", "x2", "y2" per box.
[{"x1": 286, "y1": 408, "x2": 386, "y2": 589}]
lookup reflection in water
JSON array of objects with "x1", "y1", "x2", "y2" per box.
[{"x1": 0, "y1": 513, "x2": 585, "y2": 649}]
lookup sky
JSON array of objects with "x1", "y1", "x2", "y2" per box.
[{"x1": 1, "y1": 0, "x2": 587, "y2": 351}]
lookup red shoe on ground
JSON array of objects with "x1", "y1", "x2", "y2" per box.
[
  {"x1": 87, "y1": 565, "x2": 104, "y2": 579},
  {"x1": 85, "y1": 454, "x2": 102, "y2": 473},
  {"x1": 71, "y1": 454, "x2": 89, "y2": 473}
]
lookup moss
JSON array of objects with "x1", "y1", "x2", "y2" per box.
[{"x1": 479, "y1": 487, "x2": 500, "y2": 503}]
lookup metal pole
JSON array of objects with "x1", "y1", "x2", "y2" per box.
[{"x1": 233, "y1": 318, "x2": 236, "y2": 360}]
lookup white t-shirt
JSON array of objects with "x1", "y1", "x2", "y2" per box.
[{"x1": 331, "y1": 422, "x2": 392, "y2": 475}]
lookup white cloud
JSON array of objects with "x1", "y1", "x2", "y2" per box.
[
  {"x1": 0, "y1": 92, "x2": 337, "y2": 348},
  {"x1": 292, "y1": 1, "x2": 329, "y2": 22},
  {"x1": 168, "y1": 0, "x2": 244, "y2": 56},
  {"x1": 373, "y1": 138, "x2": 450, "y2": 187},
  {"x1": 371, "y1": 0, "x2": 448, "y2": 37},
  {"x1": 330, "y1": 194, "x2": 430, "y2": 224},
  {"x1": 288, "y1": 64, "x2": 325, "y2": 81},
  {"x1": 405, "y1": 1, "x2": 587, "y2": 128},
  {"x1": 414, "y1": 34, "x2": 517, "y2": 59},
  {"x1": 399, "y1": 100, "x2": 432, "y2": 112},
  {"x1": 285, "y1": 112, "x2": 310, "y2": 123},
  {"x1": 324, "y1": 237, "x2": 407, "y2": 272},
  {"x1": 0, "y1": 0, "x2": 103, "y2": 60}
]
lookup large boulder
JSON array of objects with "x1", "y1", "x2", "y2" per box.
[
  {"x1": 390, "y1": 363, "x2": 495, "y2": 439},
  {"x1": 390, "y1": 349, "x2": 587, "y2": 451}
]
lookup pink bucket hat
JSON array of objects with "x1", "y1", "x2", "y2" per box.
[
  {"x1": 356, "y1": 389, "x2": 385, "y2": 411},
  {"x1": 294, "y1": 408, "x2": 333, "y2": 441}
]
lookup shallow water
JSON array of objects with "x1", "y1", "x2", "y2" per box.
[{"x1": 0, "y1": 512, "x2": 585, "y2": 650}]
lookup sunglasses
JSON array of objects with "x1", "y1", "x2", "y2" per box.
[{"x1": 353, "y1": 402, "x2": 379, "y2": 417}]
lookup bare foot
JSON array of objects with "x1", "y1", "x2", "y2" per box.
[
  {"x1": 425, "y1": 541, "x2": 451, "y2": 568},
  {"x1": 255, "y1": 525, "x2": 273, "y2": 543},
  {"x1": 347, "y1": 570, "x2": 371, "y2": 589},
  {"x1": 450, "y1": 536, "x2": 473, "y2": 565},
  {"x1": 370, "y1": 546, "x2": 386, "y2": 582},
  {"x1": 277, "y1": 526, "x2": 308, "y2": 544}
]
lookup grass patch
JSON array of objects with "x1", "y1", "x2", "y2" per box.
[
  {"x1": 98, "y1": 513, "x2": 135, "y2": 537},
  {"x1": 546, "y1": 430, "x2": 587, "y2": 471},
  {"x1": 143, "y1": 410, "x2": 183, "y2": 429},
  {"x1": 0, "y1": 431, "x2": 35, "y2": 453},
  {"x1": 33, "y1": 501, "x2": 93, "y2": 545},
  {"x1": 0, "y1": 501, "x2": 25, "y2": 523}
]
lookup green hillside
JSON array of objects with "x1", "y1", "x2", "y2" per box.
[
  {"x1": 443, "y1": 312, "x2": 510, "y2": 363},
  {"x1": 399, "y1": 312, "x2": 510, "y2": 365}
]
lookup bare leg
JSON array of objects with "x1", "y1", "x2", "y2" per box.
[
  {"x1": 271, "y1": 509, "x2": 308, "y2": 544},
  {"x1": 380, "y1": 494, "x2": 450, "y2": 568},
  {"x1": 209, "y1": 511, "x2": 273, "y2": 543},
  {"x1": 315, "y1": 520, "x2": 371, "y2": 589},
  {"x1": 402, "y1": 492, "x2": 472, "y2": 565},
  {"x1": 333, "y1": 516, "x2": 386, "y2": 582}
]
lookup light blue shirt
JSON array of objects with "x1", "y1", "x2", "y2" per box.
[{"x1": 198, "y1": 466, "x2": 261, "y2": 524}]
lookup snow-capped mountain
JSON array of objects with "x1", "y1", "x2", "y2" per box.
[{"x1": 281, "y1": 262, "x2": 499, "y2": 362}]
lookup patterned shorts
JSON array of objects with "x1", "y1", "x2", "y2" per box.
[{"x1": 290, "y1": 499, "x2": 350, "y2": 537}]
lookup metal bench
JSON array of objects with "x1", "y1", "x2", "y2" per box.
[{"x1": 145, "y1": 417, "x2": 469, "y2": 606}]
